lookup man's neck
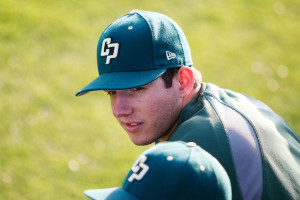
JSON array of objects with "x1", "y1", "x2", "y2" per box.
[
  {"x1": 182, "y1": 82, "x2": 202, "y2": 108},
  {"x1": 158, "y1": 83, "x2": 202, "y2": 143}
]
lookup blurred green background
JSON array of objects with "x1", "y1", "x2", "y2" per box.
[{"x1": 1, "y1": 0, "x2": 299, "y2": 199}]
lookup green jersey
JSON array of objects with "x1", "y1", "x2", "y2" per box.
[{"x1": 160, "y1": 83, "x2": 300, "y2": 200}]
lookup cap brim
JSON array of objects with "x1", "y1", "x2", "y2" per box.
[
  {"x1": 84, "y1": 187, "x2": 138, "y2": 200},
  {"x1": 76, "y1": 69, "x2": 166, "y2": 96}
]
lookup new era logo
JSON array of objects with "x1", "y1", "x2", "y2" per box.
[
  {"x1": 166, "y1": 51, "x2": 176, "y2": 60},
  {"x1": 101, "y1": 38, "x2": 119, "y2": 64}
]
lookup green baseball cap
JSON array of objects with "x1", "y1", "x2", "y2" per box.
[
  {"x1": 84, "y1": 141, "x2": 232, "y2": 200},
  {"x1": 76, "y1": 10, "x2": 193, "y2": 96}
]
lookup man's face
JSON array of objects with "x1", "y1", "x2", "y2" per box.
[{"x1": 108, "y1": 77, "x2": 182, "y2": 145}]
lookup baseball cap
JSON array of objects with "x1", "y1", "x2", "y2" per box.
[
  {"x1": 76, "y1": 10, "x2": 193, "y2": 96},
  {"x1": 84, "y1": 141, "x2": 231, "y2": 200}
]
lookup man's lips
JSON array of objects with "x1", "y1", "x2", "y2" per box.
[{"x1": 121, "y1": 121, "x2": 143, "y2": 132}]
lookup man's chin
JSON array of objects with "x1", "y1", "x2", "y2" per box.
[
  {"x1": 131, "y1": 139, "x2": 153, "y2": 146},
  {"x1": 128, "y1": 134, "x2": 155, "y2": 146}
]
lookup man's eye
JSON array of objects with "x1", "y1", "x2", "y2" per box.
[
  {"x1": 130, "y1": 87, "x2": 144, "y2": 92},
  {"x1": 106, "y1": 91, "x2": 116, "y2": 95}
]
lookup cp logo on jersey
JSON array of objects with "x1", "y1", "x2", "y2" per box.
[
  {"x1": 128, "y1": 154, "x2": 149, "y2": 182},
  {"x1": 101, "y1": 38, "x2": 119, "y2": 64}
]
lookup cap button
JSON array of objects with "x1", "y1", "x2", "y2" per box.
[
  {"x1": 187, "y1": 142, "x2": 197, "y2": 147},
  {"x1": 129, "y1": 10, "x2": 139, "y2": 14}
]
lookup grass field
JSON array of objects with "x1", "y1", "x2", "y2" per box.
[{"x1": 1, "y1": 0, "x2": 299, "y2": 199}]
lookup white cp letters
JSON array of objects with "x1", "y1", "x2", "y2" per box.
[
  {"x1": 128, "y1": 154, "x2": 150, "y2": 182},
  {"x1": 101, "y1": 38, "x2": 119, "y2": 64}
]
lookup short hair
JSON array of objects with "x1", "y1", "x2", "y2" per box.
[
  {"x1": 161, "y1": 67, "x2": 201, "y2": 89},
  {"x1": 160, "y1": 67, "x2": 180, "y2": 88}
]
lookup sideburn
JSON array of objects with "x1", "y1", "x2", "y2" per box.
[{"x1": 161, "y1": 68, "x2": 180, "y2": 88}]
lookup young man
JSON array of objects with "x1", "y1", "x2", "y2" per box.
[
  {"x1": 76, "y1": 10, "x2": 300, "y2": 200},
  {"x1": 84, "y1": 141, "x2": 232, "y2": 200}
]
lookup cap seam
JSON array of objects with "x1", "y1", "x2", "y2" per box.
[
  {"x1": 175, "y1": 146, "x2": 193, "y2": 197},
  {"x1": 168, "y1": 19, "x2": 185, "y2": 65},
  {"x1": 136, "y1": 12, "x2": 157, "y2": 69},
  {"x1": 204, "y1": 150, "x2": 219, "y2": 200}
]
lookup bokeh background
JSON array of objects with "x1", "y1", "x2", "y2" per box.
[{"x1": 1, "y1": 0, "x2": 299, "y2": 199}]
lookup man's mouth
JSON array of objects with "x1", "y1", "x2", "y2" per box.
[
  {"x1": 123, "y1": 122, "x2": 143, "y2": 132},
  {"x1": 128, "y1": 122, "x2": 140, "y2": 126}
]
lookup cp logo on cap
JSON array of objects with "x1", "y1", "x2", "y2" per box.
[
  {"x1": 128, "y1": 154, "x2": 149, "y2": 182},
  {"x1": 101, "y1": 38, "x2": 119, "y2": 64}
]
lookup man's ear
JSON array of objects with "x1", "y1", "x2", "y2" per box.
[{"x1": 178, "y1": 66, "x2": 194, "y2": 96}]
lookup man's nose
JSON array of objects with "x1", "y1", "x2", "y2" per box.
[{"x1": 112, "y1": 92, "x2": 133, "y2": 118}]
